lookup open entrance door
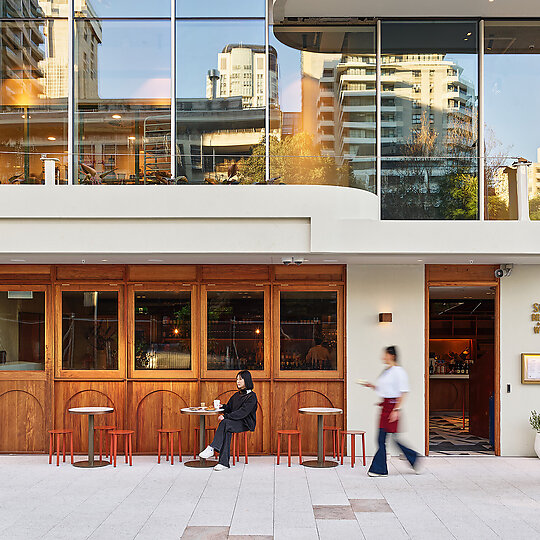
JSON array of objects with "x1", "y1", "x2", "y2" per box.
[{"x1": 427, "y1": 285, "x2": 497, "y2": 455}]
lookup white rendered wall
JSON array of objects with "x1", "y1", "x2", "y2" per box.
[
  {"x1": 346, "y1": 265, "x2": 425, "y2": 457},
  {"x1": 500, "y1": 265, "x2": 540, "y2": 456}
]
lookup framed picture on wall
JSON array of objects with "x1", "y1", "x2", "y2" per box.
[{"x1": 521, "y1": 354, "x2": 540, "y2": 384}]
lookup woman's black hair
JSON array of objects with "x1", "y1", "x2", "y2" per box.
[
  {"x1": 385, "y1": 346, "x2": 398, "y2": 363},
  {"x1": 237, "y1": 370, "x2": 254, "y2": 390}
]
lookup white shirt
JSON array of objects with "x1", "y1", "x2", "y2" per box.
[{"x1": 375, "y1": 366, "x2": 410, "y2": 398}]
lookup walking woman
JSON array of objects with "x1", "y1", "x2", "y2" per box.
[
  {"x1": 362, "y1": 346, "x2": 422, "y2": 477},
  {"x1": 199, "y1": 370, "x2": 257, "y2": 471}
]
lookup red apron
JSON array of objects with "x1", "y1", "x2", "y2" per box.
[{"x1": 379, "y1": 398, "x2": 399, "y2": 433}]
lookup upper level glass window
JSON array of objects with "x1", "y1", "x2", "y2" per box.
[
  {"x1": 381, "y1": 21, "x2": 478, "y2": 220},
  {"x1": 484, "y1": 21, "x2": 540, "y2": 220},
  {"x1": 134, "y1": 291, "x2": 191, "y2": 370},
  {"x1": 62, "y1": 291, "x2": 118, "y2": 370},
  {"x1": 176, "y1": 19, "x2": 265, "y2": 184},
  {"x1": 279, "y1": 291, "x2": 338, "y2": 371},
  {"x1": 176, "y1": 0, "x2": 264, "y2": 18},
  {"x1": 0, "y1": 1, "x2": 67, "y2": 18},
  {"x1": 74, "y1": 19, "x2": 171, "y2": 184},
  {"x1": 0, "y1": 20, "x2": 68, "y2": 185},
  {"x1": 0, "y1": 291, "x2": 45, "y2": 371},
  {"x1": 206, "y1": 291, "x2": 264, "y2": 371},
  {"x1": 74, "y1": 0, "x2": 170, "y2": 18},
  {"x1": 271, "y1": 25, "x2": 376, "y2": 191}
]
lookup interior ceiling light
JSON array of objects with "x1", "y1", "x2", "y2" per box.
[
  {"x1": 128, "y1": 136, "x2": 136, "y2": 140},
  {"x1": 112, "y1": 114, "x2": 122, "y2": 119},
  {"x1": 47, "y1": 136, "x2": 56, "y2": 141}
]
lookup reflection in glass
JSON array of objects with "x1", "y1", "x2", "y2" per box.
[
  {"x1": 176, "y1": 0, "x2": 264, "y2": 18},
  {"x1": 0, "y1": 20, "x2": 68, "y2": 184},
  {"x1": 280, "y1": 292, "x2": 337, "y2": 371},
  {"x1": 74, "y1": 20, "x2": 171, "y2": 184},
  {"x1": 271, "y1": 25, "x2": 376, "y2": 190},
  {"x1": 0, "y1": 292, "x2": 45, "y2": 371},
  {"x1": 484, "y1": 22, "x2": 540, "y2": 220},
  {"x1": 207, "y1": 291, "x2": 264, "y2": 371},
  {"x1": 176, "y1": 20, "x2": 266, "y2": 184},
  {"x1": 74, "y1": 0, "x2": 170, "y2": 18},
  {"x1": 134, "y1": 291, "x2": 191, "y2": 370},
  {"x1": 381, "y1": 21, "x2": 478, "y2": 219},
  {"x1": 62, "y1": 291, "x2": 118, "y2": 370}
]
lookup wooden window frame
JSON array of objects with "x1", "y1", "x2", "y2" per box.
[
  {"x1": 201, "y1": 284, "x2": 271, "y2": 380},
  {"x1": 127, "y1": 283, "x2": 198, "y2": 380},
  {"x1": 273, "y1": 284, "x2": 344, "y2": 380},
  {"x1": 55, "y1": 283, "x2": 126, "y2": 379},
  {"x1": 0, "y1": 284, "x2": 51, "y2": 381}
]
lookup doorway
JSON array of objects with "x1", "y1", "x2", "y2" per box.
[{"x1": 427, "y1": 286, "x2": 496, "y2": 455}]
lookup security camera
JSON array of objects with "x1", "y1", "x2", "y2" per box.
[
  {"x1": 282, "y1": 257, "x2": 293, "y2": 266},
  {"x1": 293, "y1": 257, "x2": 305, "y2": 266},
  {"x1": 495, "y1": 264, "x2": 513, "y2": 278},
  {"x1": 81, "y1": 259, "x2": 86, "y2": 264}
]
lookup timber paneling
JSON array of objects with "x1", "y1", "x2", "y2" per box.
[
  {"x1": 128, "y1": 266, "x2": 197, "y2": 282},
  {"x1": 0, "y1": 380, "x2": 47, "y2": 452},
  {"x1": 201, "y1": 265, "x2": 270, "y2": 282},
  {"x1": 426, "y1": 265, "x2": 498, "y2": 284}
]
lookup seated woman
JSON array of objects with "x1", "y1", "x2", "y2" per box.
[{"x1": 199, "y1": 370, "x2": 257, "y2": 471}]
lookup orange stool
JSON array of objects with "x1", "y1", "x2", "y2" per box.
[
  {"x1": 231, "y1": 431, "x2": 249, "y2": 465},
  {"x1": 323, "y1": 426, "x2": 339, "y2": 459},
  {"x1": 48, "y1": 429, "x2": 73, "y2": 466},
  {"x1": 340, "y1": 430, "x2": 366, "y2": 468},
  {"x1": 276, "y1": 430, "x2": 302, "y2": 467},
  {"x1": 157, "y1": 428, "x2": 182, "y2": 465},
  {"x1": 109, "y1": 429, "x2": 134, "y2": 467},
  {"x1": 94, "y1": 425, "x2": 115, "y2": 461},
  {"x1": 193, "y1": 426, "x2": 216, "y2": 458}
]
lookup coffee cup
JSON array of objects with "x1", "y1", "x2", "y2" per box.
[{"x1": 213, "y1": 399, "x2": 220, "y2": 409}]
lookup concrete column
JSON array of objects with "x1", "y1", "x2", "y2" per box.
[{"x1": 513, "y1": 158, "x2": 531, "y2": 222}]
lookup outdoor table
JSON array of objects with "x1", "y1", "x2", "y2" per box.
[
  {"x1": 181, "y1": 407, "x2": 224, "y2": 468},
  {"x1": 299, "y1": 407, "x2": 343, "y2": 468},
  {"x1": 68, "y1": 407, "x2": 114, "y2": 468}
]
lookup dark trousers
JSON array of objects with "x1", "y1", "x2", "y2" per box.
[
  {"x1": 210, "y1": 418, "x2": 246, "y2": 467},
  {"x1": 368, "y1": 428, "x2": 418, "y2": 475}
]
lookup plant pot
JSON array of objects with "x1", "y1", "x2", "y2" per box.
[{"x1": 535, "y1": 433, "x2": 540, "y2": 459}]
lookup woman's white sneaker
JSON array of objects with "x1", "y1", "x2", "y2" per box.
[
  {"x1": 198, "y1": 446, "x2": 215, "y2": 459},
  {"x1": 213, "y1": 464, "x2": 227, "y2": 471}
]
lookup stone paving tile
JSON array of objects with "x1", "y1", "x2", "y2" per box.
[
  {"x1": 312, "y1": 505, "x2": 356, "y2": 520},
  {"x1": 350, "y1": 498, "x2": 393, "y2": 512},
  {"x1": 181, "y1": 526, "x2": 229, "y2": 539}
]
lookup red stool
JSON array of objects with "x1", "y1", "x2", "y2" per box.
[
  {"x1": 323, "y1": 426, "x2": 339, "y2": 459},
  {"x1": 231, "y1": 431, "x2": 249, "y2": 465},
  {"x1": 48, "y1": 429, "x2": 73, "y2": 466},
  {"x1": 193, "y1": 426, "x2": 216, "y2": 458},
  {"x1": 94, "y1": 425, "x2": 115, "y2": 461},
  {"x1": 340, "y1": 430, "x2": 366, "y2": 468},
  {"x1": 109, "y1": 430, "x2": 134, "y2": 467},
  {"x1": 276, "y1": 430, "x2": 302, "y2": 467},
  {"x1": 157, "y1": 428, "x2": 182, "y2": 465}
]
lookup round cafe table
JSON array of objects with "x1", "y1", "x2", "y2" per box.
[
  {"x1": 181, "y1": 408, "x2": 224, "y2": 468},
  {"x1": 299, "y1": 407, "x2": 343, "y2": 468},
  {"x1": 68, "y1": 407, "x2": 114, "y2": 468}
]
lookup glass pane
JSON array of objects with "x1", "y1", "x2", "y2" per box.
[
  {"x1": 176, "y1": 0, "x2": 264, "y2": 18},
  {"x1": 485, "y1": 22, "x2": 540, "y2": 220},
  {"x1": 74, "y1": 0, "x2": 170, "y2": 18},
  {"x1": 381, "y1": 21, "x2": 478, "y2": 219},
  {"x1": 0, "y1": 20, "x2": 68, "y2": 185},
  {"x1": 271, "y1": 25, "x2": 376, "y2": 189},
  {"x1": 207, "y1": 291, "x2": 264, "y2": 371},
  {"x1": 0, "y1": 1, "x2": 67, "y2": 17},
  {"x1": 74, "y1": 20, "x2": 171, "y2": 185},
  {"x1": 62, "y1": 291, "x2": 118, "y2": 370},
  {"x1": 134, "y1": 291, "x2": 191, "y2": 370},
  {"x1": 0, "y1": 292, "x2": 45, "y2": 371},
  {"x1": 280, "y1": 291, "x2": 338, "y2": 371},
  {"x1": 176, "y1": 20, "x2": 266, "y2": 183}
]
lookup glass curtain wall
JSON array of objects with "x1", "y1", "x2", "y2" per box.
[
  {"x1": 484, "y1": 22, "x2": 540, "y2": 220},
  {"x1": 271, "y1": 25, "x2": 377, "y2": 190},
  {"x1": 0, "y1": 6, "x2": 68, "y2": 184},
  {"x1": 381, "y1": 21, "x2": 479, "y2": 219}
]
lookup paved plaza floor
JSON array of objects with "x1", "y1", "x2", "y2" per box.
[{"x1": 0, "y1": 455, "x2": 539, "y2": 539}]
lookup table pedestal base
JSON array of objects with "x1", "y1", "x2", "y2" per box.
[
  {"x1": 73, "y1": 460, "x2": 110, "y2": 468},
  {"x1": 302, "y1": 459, "x2": 339, "y2": 469},
  {"x1": 184, "y1": 459, "x2": 218, "y2": 468}
]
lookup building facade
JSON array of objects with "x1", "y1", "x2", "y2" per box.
[{"x1": 0, "y1": 0, "x2": 539, "y2": 459}]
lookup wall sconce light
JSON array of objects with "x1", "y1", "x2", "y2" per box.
[{"x1": 379, "y1": 313, "x2": 392, "y2": 323}]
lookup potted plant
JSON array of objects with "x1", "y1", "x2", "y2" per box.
[{"x1": 530, "y1": 410, "x2": 540, "y2": 458}]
